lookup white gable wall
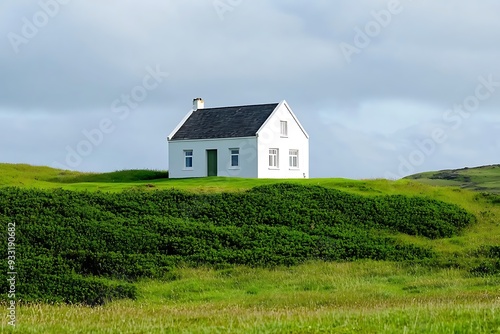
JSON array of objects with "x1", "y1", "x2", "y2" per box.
[
  {"x1": 256, "y1": 101, "x2": 309, "y2": 178},
  {"x1": 168, "y1": 137, "x2": 258, "y2": 178}
]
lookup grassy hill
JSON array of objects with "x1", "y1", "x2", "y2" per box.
[
  {"x1": 0, "y1": 163, "x2": 429, "y2": 194},
  {"x1": 0, "y1": 162, "x2": 489, "y2": 195},
  {"x1": 0, "y1": 163, "x2": 168, "y2": 188},
  {"x1": 405, "y1": 164, "x2": 500, "y2": 193},
  {"x1": 1, "y1": 163, "x2": 499, "y2": 333}
]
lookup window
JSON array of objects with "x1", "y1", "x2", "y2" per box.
[
  {"x1": 230, "y1": 148, "x2": 239, "y2": 167},
  {"x1": 184, "y1": 150, "x2": 193, "y2": 168},
  {"x1": 289, "y1": 149, "x2": 299, "y2": 168},
  {"x1": 269, "y1": 148, "x2": 279, "y2": 168},
  {"x1": 280, "y1": 121, "x2": 288, "y2": 137}
]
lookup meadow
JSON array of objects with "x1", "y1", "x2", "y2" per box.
[
  {"x1": 1, "y1": 163, "x2": 499, "y2": 333},
  {"x1": 5, "y1": 262, "x2": 500, "y2": 333}
]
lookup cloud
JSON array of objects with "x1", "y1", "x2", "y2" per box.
[{"x1": 0, "y1": 1, "x2": 499, "y2": 177}]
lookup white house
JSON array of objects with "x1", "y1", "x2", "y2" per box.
[{"x1": 167, "y1": 98, "x2": 309, "y2": 179}]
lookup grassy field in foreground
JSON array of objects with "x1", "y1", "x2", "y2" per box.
[
  {"x1": 4, "y1": 261, "x2": 500, "y2": 333},
  {"x1": 1, "y1": 163, "x2": 499, "y2": 333}
]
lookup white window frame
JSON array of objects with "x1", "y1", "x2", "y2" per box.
[
  {"x1": 280, "y1": 121, "x2": 288, "y2": 137},
  {"x1": 229, "y1": 148, "x2": 240, "y2": 169},
  {"x1": 184, "y1": 150, "x2": 193, "y2": 170},
  {"x1": 289, "y1": 149, "x2": 299, "y2": 169},
  {"x1": 269, "y1": 148, "x2": 279, "y2": 169}
]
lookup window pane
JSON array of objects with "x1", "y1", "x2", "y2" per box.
[
  {"x1": 231, "y1": 155, "x2": 238, "y2": 167},
  {"x1": 280, "y1": 121, "x2": 287, "y2": 136},
  {"x1": 289, "y1": 149, "x2": 298, "y2": 167},
  {"x1": 230, "y1": 149, "x2": 239, "y2": 167},
  {"x1": 269, "y1": 148, "x2": 278, "y2": 167},
  {"x1": 184, "y1": 150, "x2": 193, "y2": 168}
]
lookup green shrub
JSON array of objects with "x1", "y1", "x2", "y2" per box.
[
  {"x1": 470, "y1": 260, "x2": 500, "y2": 276},
  {"x1": 0, "y1": 184, "x2": 475, "y2": 305}
]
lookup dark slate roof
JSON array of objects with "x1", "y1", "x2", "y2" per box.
[{"x1": 170, "y1": 103, "x2": 279, "y2": 140}]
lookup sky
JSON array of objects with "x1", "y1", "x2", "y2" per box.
[{"x1": 0, "y1": 0, "x2": 499, "y2": 179}]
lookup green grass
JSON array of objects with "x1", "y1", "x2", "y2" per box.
[
  {"x1": 0, "y1": 163, "x2": 168, "y2": 189},
  {"x1": 5, "y1": 261, "x2": 500, "y2": 333},
  {"x1": 0, "y1": 163, "x2": 486, "y2": 195},
  {"x1": 2, "y1": 163, "x2": 500, "y2": 333},
  {"x1": 406, "y1": 164, "x2": 500, "y2": 193},
  {"x1": 46, "y1": 169, "x2": 169, "y2": 183},
  {"x1": 4, "y1": 163, "x2": 500, "y2": 194}
]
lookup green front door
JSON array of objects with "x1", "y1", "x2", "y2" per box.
[{"x1": 207, "y1": 150, "x2": 217, "y2": 176}]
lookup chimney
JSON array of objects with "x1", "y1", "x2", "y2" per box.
[{"x1": 193, "y1": 98, "x2": 204, "y2": 110}]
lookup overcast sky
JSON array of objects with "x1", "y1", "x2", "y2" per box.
[{"x1": 1, "y1": 1, "x2": 499, "y2": 179}]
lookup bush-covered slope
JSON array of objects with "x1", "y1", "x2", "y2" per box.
[{"x1": 0, "y1": 184, "x2": 475, "y2": 305}]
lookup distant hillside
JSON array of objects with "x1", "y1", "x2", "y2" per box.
[
  {"x1": 405, "y1": 164, "x2": 500, "y2": 193},
  {"x1": 0, "y1": 163, "x2": 168, "y2": 188}
]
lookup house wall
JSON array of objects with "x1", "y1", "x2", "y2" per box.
[
  {"x1": 257, "y1": 102, "x2": 309, "y2": 179},
  {"x1": 168, "y1": 137, "x2": 258, "y2": 178}
]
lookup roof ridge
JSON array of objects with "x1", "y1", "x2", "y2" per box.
[{"x1": 201, "y1": 102, "x2": 279, "y2": 110}]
